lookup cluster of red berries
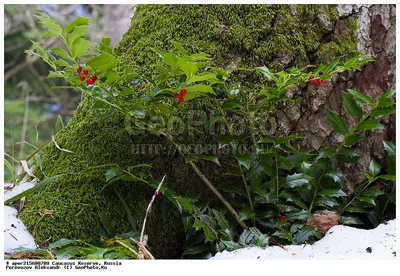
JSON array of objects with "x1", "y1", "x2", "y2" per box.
[
  {"x1": 77, "y1": 67, "x2": 97, "y2": 85},
  {"x1": 174, "y1": 89, "x2": 187, "y2": 103},
  {"x1": 308, "y1": 73, "x2": 327, "y2": 87}
]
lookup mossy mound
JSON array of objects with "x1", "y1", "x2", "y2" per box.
[{"x1": 20, "y1": 4, "x2": 358, "y2": 259}]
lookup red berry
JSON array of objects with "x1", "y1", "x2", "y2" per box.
[
  {"x1": 309, "y1": 75, "x2": 314, "y2": 79},
  {"x1": 91, "y1": 75, "x2": 97, "y2": 81},
  {"x1": 77, "y1": 67, "x2": 83, "y2": 74},
  {"x1": 315, "y1": 81, "x2": 321, "y2": 87},
  {"x1": 280, "y1": 215, "x2": 286, "y2": 220},
  {"x1": 180, "y1": 89, "x2": 187, "y2": 97},
  {"x1": 86, "y1": 79, "x2": 94, "y2": 85},
  {"x1": 178, "y1": 97, "x2": 184, "y2": 103},
  {"x1": 321, "y1": 79, "x2": 326, "y2": 84},
  {"x1": 79, "y1": 75, "x2": 85, "y2": 81},
  {"x1": 174, "y1": 93, "x2": 180, "y2": 99},
  {"x1": 83, "y1": 70, "x2": 89, "y2": 76},
  {"x1": 309, "y1": 80, "x2": 314, "y2": 85},
  {"x1": 156, "y1": 191, "x2": 161, "y2": 197}
]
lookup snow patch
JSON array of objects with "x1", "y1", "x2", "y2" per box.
[
  {"x1": 211, "y1": 220, "x2": 396, "y2": 260},
  {"x1": 4, "y1": 181, "x2": 35, "y2": 201},
  {"x1": 4, "y1": 206, "x2": 37, "y2": 253}
]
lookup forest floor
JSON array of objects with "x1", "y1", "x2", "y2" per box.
[{"x1": 4, "y1": 182, "x2": 397, "y2": 260}]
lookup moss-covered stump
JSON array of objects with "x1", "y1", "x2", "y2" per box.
[{"x1": 20, "y1": 4, "x2": 358, "y2": 259}]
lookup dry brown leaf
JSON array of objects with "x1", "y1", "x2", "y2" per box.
[{"x1": 306, "y1": 212, "x2": 339, "y2": 233}]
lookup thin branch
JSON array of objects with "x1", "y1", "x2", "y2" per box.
[
  {"x1": 130, "y1": 237, "x2": 155, "y2": 260},
  {"x1": 188, "y1": 161, "x2": 248, "y2": 229},
  {"x1": 140, "y1": 175, "x2": 166, "y2": 243},
  {"x1": 115, "y1": 240, "x2": 138, "y2": 255}
]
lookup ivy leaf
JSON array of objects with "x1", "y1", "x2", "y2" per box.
[
  {"x1": 326, "y1": 108, "x2": 348, "y2": 135},
  {"x1": 356, "y1": 119, "x2": 384, "y2": 130},
  {"x1": 368, "y1": 159, "x2": 381, "y2": 177},
  {"x1": 343, "y1": 92, "x2": 363, "y2": 119},
  {"x1": 346, "y1": 88, "x2": 374, "y2": 104}
]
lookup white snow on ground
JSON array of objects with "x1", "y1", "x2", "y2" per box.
[
  {"x1": 4, "y1": 181, "x2": 35, "y2": 202},
  {"x1": 4, "y1": 206, "x2": 36, "y2": 253},
  {"x1": 4, "y1": 182, "x2": 37, "y2": 254},
  {"x1": 211, "y1": 219, "x2": 396, "y2": 260}
]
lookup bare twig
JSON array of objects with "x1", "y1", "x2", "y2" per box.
[
  {"x1": 130, "y1": 237, "x2": 155, "y2": 260},
  {"x1": 115, "y1": 240, "x2": 138, "y2": 256},
  {"x1": 189, "y1": 161, "x2": 248, "y2": 229},
  {"x1": 140, "y1": 175, "x2": 166, "y2": 243}
]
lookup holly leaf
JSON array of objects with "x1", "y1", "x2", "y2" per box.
[
  {"x1": 368, "y1": 159, "x2": 381, "y2": 177},
  {"x1": 326, "y1": 108, "x2": 348, "y2": 135}
]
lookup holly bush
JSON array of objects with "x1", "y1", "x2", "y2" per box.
[{"x1": 22, "y1": 13, "x2": 396, "y2": 258}]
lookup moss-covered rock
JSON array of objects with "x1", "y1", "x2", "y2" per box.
[{"x1": 20, "y1": 4, "x2": 358, "y2": 259}]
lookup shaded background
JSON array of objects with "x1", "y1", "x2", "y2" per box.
[{"x1": 4, "y1": 4, "x2": 135, "y2": 180}]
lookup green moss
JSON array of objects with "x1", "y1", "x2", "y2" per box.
[{"x1": 21, "y1": 4, "x2": 359, "y2": 259}]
